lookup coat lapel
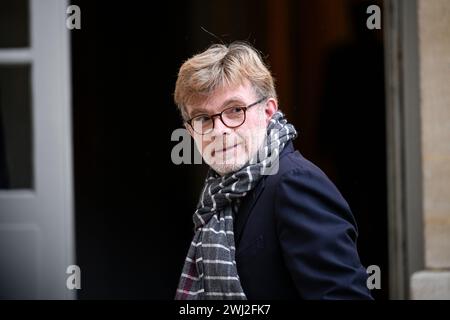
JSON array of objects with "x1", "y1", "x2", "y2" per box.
[
  {"x1": 233, "y1": 141, "x2": 295, "y2": 247},
  {"x1": 234, "y1": 177, "x2": 266, "y2": 247}
]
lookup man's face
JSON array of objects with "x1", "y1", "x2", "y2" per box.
[{"x1": 185, "y1": 81, "x2": 277, "y2": 175}]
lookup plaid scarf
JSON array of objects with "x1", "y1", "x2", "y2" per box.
[{"x1": 175, "y1": 111, "x2": 297, "y2": 300}]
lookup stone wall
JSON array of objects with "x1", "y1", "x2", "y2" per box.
[{"x1": 411, "y1": 0, "x2": 450, "y2": 300}]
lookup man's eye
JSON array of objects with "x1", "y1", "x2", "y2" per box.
[
  {"x1": 230, "y1": 107, "x2": 244, "y2": 113},
  {"x1": 194, "y1": 115, "x2": 210, "y2": 122}
]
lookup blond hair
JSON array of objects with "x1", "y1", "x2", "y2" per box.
[{"x1": 174, "y1": 42, "x2": 277, "y2": 120}]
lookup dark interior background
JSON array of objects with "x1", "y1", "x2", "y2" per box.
[{"x1": 71, "y1": 0, "x2": 388, "y2": 299}]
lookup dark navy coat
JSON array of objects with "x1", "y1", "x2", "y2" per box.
[{"x1": 234, "y1": 141, "x2": 372, "y2": 299}]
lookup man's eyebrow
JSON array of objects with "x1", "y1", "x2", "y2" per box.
[
  {"x1": 189, "y1": 108, "x2": 208, "y2": 118},
  {"x1": 220, "y1": 97, "x2": 246, "y2": 108}
]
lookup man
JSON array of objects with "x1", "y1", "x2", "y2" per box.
[{"x1": 173, "y1": 42, "x2": 372, "y2": 300}]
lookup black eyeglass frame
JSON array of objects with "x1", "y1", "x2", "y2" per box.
[{"x1": 185, "y1": 96, "x2": 267, "y2": 135}]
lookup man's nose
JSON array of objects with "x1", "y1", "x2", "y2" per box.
[{"x1": 212, "y1": 116, "x2": 231, "y2": 135}]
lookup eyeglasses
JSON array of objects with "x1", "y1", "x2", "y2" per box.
[{"x1": 185, "y1": 97, "x2": 267, "y2": 135}]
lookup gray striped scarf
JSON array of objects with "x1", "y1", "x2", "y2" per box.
[{"x1": 175, "y1": 111, "x2": 297, "y2": 300}]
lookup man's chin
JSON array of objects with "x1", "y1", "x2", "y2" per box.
[
  {"x1": 206, "y1": 157, "x2": 247, "y2": 176},
  {"x1": 211, "y1": 164, "x2": 244, "y2": 176}
]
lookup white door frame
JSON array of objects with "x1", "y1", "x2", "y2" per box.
[
  {"x1": 0, "y1": 0, "x2": 74, "y2": 299},
  {"x1": 384, "y1": 0, "x2": 424, "y2": 299}
]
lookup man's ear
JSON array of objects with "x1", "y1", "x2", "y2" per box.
[{"x1": 264, "y1": 98, "x2": 278, "y2": 124}]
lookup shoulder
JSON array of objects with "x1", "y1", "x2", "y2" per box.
[
  {"x1": 264, "y1": 144, "x2": 357, "y2": 232},
  {"x1": 265, "y1": 145, "x2": 345, "y2": 202}
]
